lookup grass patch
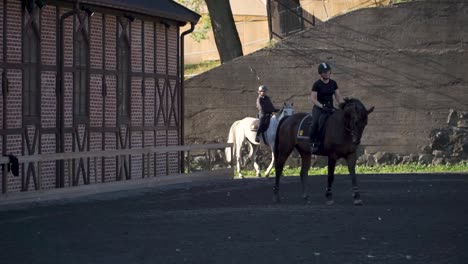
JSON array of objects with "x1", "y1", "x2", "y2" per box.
[
  {"x1": 239, "y1": 162, "x2": 468, "y2": 177},
  {"x1": 184, "y1": 60, "x2": 220, "y2": 77},
  {"x1": 393, "y1": 0, "x2": 414, "y2": 3},
  {"x1": 265, "y1": 39, "x2": 278, "y2": 49}
]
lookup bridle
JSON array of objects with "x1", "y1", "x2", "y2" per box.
[{"x1": 343, "y1": 104, "x2": 363, "y2": 143}]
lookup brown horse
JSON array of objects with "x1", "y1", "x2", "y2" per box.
[{"x1": 273, "y1": 98, "x2": 374, "y2": 205}]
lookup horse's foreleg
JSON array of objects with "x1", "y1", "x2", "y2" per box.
[
  {"x1": 347, "y1": 153, "x2": 362, "y2": 205},
  {"x1": 299, "y1": 152, "x2": 312, "y2": 203},
  {"x1": 273, "y1": 137, "x2": 296, "y2": 203},
  {"x1": 236, "y1": 157, "x2": 242, "y2": 178},
  {"x1": 273, "y1": 154, "x2": 288, "y2": 203},
  {"x1": 326, "y1": 157, "x2": 337, "y2": 205},
  {"x1": 264, "y1": 151, "x2": 275, "y2": 178}
]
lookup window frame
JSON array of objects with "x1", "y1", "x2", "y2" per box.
[
  {"x1": 22, "y1": 7, "x2": 41, "y2": 121},
  {"x1": 117, "y1": 17, "x2": 132, "y2": 123},
  {"x1": 73, "y1": 14, "x2": 90, "y2": 120}
]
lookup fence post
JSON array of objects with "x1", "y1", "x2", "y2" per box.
[
  {"x1": 2, "y1": 162, "x2": 7, "y2": 194},
  {"x1": 230, "y1": 145, "x2": 234, "y2": 169},
  {"x1": 186, "y1": 151, "x2": 190, "y2": 173},
  {"x1": 299, "y1": 6, "x2": 304, "y2": 31},
  {"x1": 267, "y1": 0, "x2": 273, "y2": 40},
  {"x1": 208, "y1": 149, "x2": 212, "y2": 171},
  {"x1": 94, "y1": 157, "x2": 98, "y2": 183},
  {"x1": 38, "y1": 161, "x2": 42, "y2": 190},
  {"x1": 67, "y1": 159, "x2": 71, "y2": 187}
]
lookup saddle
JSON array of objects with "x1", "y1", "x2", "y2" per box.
[
  {"x1": 250, "y1": 119, "x2": 270, "y2": 146},
  {"x1": 252, "y1": 114, "x2": 272, "y2": 133},
  {"x1": 297, "y1": 112, "x2": 333, "y2": 143},
  {"x1": 250, "y1": 120, "x2": 259, "y2": 132}
]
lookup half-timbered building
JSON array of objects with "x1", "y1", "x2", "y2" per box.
[{"x1": 0, "y1": 0, "x2": 199, "y2": 192}]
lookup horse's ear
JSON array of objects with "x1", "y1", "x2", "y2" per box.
[
  {"x1": 291, "y1": 102, "x2": 294, "y2": 106},
  {"x1": 367, "y1": 106, "x2": 375, "y2": 114},
  {"x1": 283, "y1": 102, "x2": 286, "y2": 106}
]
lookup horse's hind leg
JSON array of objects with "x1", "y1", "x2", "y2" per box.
[
  {"x1": 326, "y1": 157, "x2": 337, "y2": 205},
  {"x1": 235, "y1": 141, "x2": 244, "y2": 178},
  {"x1": 347, "y1": 153, "x2": 362, "y2": 206},
  {"x1": 251, "y1": 145, "x2": 261, "y2": 177},
  {"x1": 297, "y1": 148, "x2": 312, "y2": 202}
]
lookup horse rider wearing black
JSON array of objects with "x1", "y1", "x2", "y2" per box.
[
  {"x1": 255, "y1": 85, "x2": 279, "y2": 143},
  {"x1": 309, "y1": 63, "x2": 345, "y2": 152}
]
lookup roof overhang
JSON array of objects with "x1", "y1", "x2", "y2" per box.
[{"x1": 56, "y1": 0, "x2": 201, "y2": 25}]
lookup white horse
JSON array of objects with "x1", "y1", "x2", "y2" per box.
[{"x1": 225, "y1": 102, "x2": 294, "y2": 178}]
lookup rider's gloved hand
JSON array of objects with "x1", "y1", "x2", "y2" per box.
[{"x1": 322, "y1": 106, "x2": 334, "y2": 113}]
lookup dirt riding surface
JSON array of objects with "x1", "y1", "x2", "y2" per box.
[{"x1": 1, "y1": 173, "x2": 467, "y2": 264}]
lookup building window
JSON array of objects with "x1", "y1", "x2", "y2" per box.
[
  {"x1": 23, "y1": 10, "x2": 40, "y2": 118},
  {"x1": 118, "y1": 18, "x2": 131, "y2": 120},
  {"x1": 74, "y1": 24, "x2": 89, "y2": 117}
]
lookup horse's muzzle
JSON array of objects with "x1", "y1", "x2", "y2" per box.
[{"x1": 351, "y1": 133, "x2": 361, "y2": 144}]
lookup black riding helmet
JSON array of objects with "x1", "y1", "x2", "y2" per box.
[{"x1": 318, "y1": 62, "x2": 331, "y2": 74}]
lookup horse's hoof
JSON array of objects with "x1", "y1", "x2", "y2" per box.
[
  {"x1": 354, "y1": 199, "x2": 363, "y2": 206},
  {"x1": 238, "y1": 175, "x2": 244, "y2": 179},
  {"x1": 255, "y1": 173, "x2": 261, "y2": 178},
  {"x1": 265, "y1": 174, "x2": 270, "y2": 178},
  {"x1": 326, "y1": 200, "x2": 334, "y2": 205}
]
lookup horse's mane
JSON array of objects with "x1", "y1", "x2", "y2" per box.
[
  {"x1": 277, "y1": 108, "x2": 283, "y2": 117},
  {"x1": 276, "y1": 103, "x2": 291, "y2": 118},
  {"x1": 339, "y1": 98, "x2": 367, "y2": 115}
]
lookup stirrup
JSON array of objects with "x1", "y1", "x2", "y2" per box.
[{"x1": 309, "y1": 142, "x2": 319, "y2": 152}]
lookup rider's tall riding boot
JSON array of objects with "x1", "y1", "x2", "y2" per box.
[
  {"x1": 309, "y1": 123, "x2": 319, "y2": 153},
  {"x1": 255, "y1": 132, "x2": 261, "y2": 143}
]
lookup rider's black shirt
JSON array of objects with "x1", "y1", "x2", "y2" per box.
[
  {"x1": 257, "y1": 95, "x2": 278, "y2": 116},
  {"x1": 312, "y1": 79, "x2": 338, "y2": 106}
]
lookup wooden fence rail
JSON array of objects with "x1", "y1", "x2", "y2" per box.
[{"x1": 0, "y1": 143, "x2": 233, "y2": 194}]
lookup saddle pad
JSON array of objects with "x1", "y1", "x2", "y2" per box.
[
  {"x1": 297, "y1": 114, "x2": 313, "y2": 140},
  {"x1": 296, "y1": 112, "x2": 332, "y2": 141}
]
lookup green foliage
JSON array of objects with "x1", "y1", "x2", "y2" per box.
[
  {"x1": 393, "y1": 0, "x2": 414, "y2": 3},
  {"x1": 176, "y1": 0, "x2": 212, "y2": 42},
  {"x1": 265, "y1": 39, "x2": 278, "y2": 49},
  {"x1": 239, "y1": 162, "x2": 468, "y2": 177},
  {"x1": 191, "y1": 14, "x2": 211, "y2": 42},
  {"x1": 184, "y1": 60, "x2": 220, "y2": 76}
]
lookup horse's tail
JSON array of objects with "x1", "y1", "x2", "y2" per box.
[
  {"x1": 274, "y1": 115, "x2": 289, "y2": 160},
  {"x1": 226, "y1": 120, "x2": 241, "y2": 163}
]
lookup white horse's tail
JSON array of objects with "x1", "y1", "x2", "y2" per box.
[{"x1": 226, "y1": 120, "x2": 241, "y2": 163}]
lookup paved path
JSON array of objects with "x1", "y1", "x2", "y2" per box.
[{"x1": 1, "y1": 173, "x2": 467, "y2": 264}]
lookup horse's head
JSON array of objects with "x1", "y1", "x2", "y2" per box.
[
  {"x1": 340, "y1": 98, "x2": 374, "y2": 144},
  {"x1": 278, "y1": 102, "x2": 294, "y2": 120}
]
